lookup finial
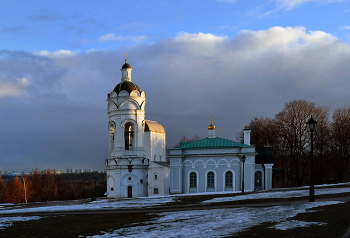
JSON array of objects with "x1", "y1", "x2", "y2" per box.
[
  {"x1": 208, "y1": 114, "x2": 216, "y2": 138},
  {"x1": 208, "y1": 115, "x2": 216, "y2": 130},
  {"x1": 124, "y1": 53, "x2": 128, "y2": 63}
]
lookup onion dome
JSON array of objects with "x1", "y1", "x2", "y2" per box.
[
  {"x1": 122, "y1": 63, "x2": 131, "y2": 69},
  {"x1": 208, "y1": 121, "x2": 216, "y2": 130},
  {"x1": 113, "y1": 81, "x2": 140, "y2": 94},
  {"x1": 208, "y1": 117, "x2": 216, "y2": 138}
]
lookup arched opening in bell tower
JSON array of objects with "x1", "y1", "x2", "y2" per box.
[
  {"x1": 109, "y1": 122, "x2": 115, "y2": 151},
  {"x1": 124, "y1": 122, "x2": 134, "y2": 150}
]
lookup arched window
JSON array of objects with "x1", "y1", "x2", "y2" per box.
[
  {"x1": 124, "y1": 122, "x2": 134, "y2": 150},
  {"x1": 109, "y1": 123, "x2": 115, "y2": 139},
  {"x1": 255, "y1": 171, "x2": 263, "y2": 190},
  {"x1": 109, "y1": 122, "x2": 115, "y2": 150},
  {"x1": 207, "y1": 172, "x2": 214, "y2": 188},
  {"x1": 189, "y1": 172, "x2": 197, "y2": 188},
  {"x1": 225, "y1": 171, "x2": 233, "y2": 187}
]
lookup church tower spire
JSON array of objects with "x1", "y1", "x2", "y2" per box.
[
  {"x1": 121, "y1": 54, "x2": 132, "y2": 82},
  {"x1": 208, "y1": 115, "x2": 216, "y2": 138}
]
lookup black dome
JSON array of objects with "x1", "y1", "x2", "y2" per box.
[
  {"x1": 122, "y1": 63, "x2": 131, "y2": 69},
  {"x1": 113, "y1": 81, "x2": 140, "y2": 94}
]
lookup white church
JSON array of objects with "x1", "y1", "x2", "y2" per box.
[{"x1": 105, "y1": 59, "x2": 274, "y2": 198}]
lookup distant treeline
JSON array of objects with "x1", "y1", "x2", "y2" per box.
[
  {"x1": 0, "y1": 169, "x2": 106, "y2": 204},
  {"x1": 244, "y1": 99, "x2": 350, "y2": 188}
]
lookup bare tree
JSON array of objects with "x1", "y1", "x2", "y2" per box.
[
  {"x1": 246, "y1": 116, "x2": 279, "y2": 148},
  {"x1": 275, "y1": 99, "x2": 329, "y2": 187},
  {"x1": 330, "y1": 106, "x2": 350, "y2": 183},
  {"x1": 21, "y1": 174, "x2": 31, "y2": 203}
]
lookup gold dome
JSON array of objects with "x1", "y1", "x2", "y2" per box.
[{"x1": 208, "y1": 121, "x2": 216, "y2": 130}]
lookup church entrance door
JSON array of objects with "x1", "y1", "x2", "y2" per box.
[{"x1": 127, "y1": 186, "x2": 132, "y2": 198}]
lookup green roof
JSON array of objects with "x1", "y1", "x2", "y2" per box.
[{"x1": 172, "y1": 137, "x2": 253, "y2": 150}]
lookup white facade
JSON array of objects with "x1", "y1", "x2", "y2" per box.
[
  {"x1": 169, "y1": 124, "x2": 274, "y2": 194},
  {"x1": 105, "y1": 59, "x2": 273, "y2": 198},
  {"x1": 105, "y1": 60, "x2": 169, "y2": 198}
]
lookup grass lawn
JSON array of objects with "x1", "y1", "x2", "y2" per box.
[
  {"x1": 0, "y1": 213, "x2": 159, "y2": 238},
  {"x1": 1, "y1": 186, "x2": 350, "y2": 238}
]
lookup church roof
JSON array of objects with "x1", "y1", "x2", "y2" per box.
[
  {"x1": 173, "y1": 137, "x2": 253, "y2": 150},
  {"x1": 145, "y1": 120, "x2": 165, "y2": 133},
  {"x1": 113, "y1": 81, "x2": 141, "y2": 94},
  {"x1": 151, "y1": 161, "x2": 170, "y2": 167}
]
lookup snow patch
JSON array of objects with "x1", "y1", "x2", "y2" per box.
[
  {"x1": 0, "y1": 216, "x2": 42, "y2": 230},
  {"x1": 272, "y1": 220, "x2": 328, "y2": 230}
]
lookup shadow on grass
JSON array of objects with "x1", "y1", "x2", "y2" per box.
[
  {"x1": 228, "y1": 201, "x2": 350, "y2": 238},
  {"x1": 0, "y1": 213, "x2": 159, "y2": 238}
]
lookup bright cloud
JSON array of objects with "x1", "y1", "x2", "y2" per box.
[
  {"x1": 0, "y1": 77, "x2": 30, "y2": 98},
  {"x1": 174, "y1": 32, "x2": 226, "y2": 43},
  {"x1": 99, "y1": 33, "x2": 147, "y2": 42},
  {"x1": 35, "y1": 49, "x2": 77, "y2": 58}
]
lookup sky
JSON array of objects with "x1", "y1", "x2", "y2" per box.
[
  {"x1": 1, "y1": 0, "x2": 350, "y2": 172},
  {"x1": 1, "y1": 184, "x2": 349, "y2": 236}
]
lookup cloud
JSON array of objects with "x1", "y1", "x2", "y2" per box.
[
  {"x1": 99, "y1": 33, "x2": 147, "y2": 42},
  {"x1": 2, "y1": 26, "x2": 25, "y2": 33},
  {"x1": 274, "y1": 0, "x2": 346, "y2": 9},
  {"x1": 35, "y1": 49, "x2": 78, "y2": 58},
  {"x1": 28, "y1": 13, "x2": 64, "y2": 22},
  {"x1": 339, "y1": 26, "x2": 350, "y2": 30},
  {"x1": 235, "y1": 27, "x2": 336, "y2": 50},
  {"x1": 0, "y1": 77, "x2": 30, "y2": 98},
  {"x1": 2, "y1": 27, "x2": 350, "y2": 172}
]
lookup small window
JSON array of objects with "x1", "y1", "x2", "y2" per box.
[
  {"x1": 154, "y1": 187, "x2": 159, "y2": 194},
  {"x1": 111, "y1": 188, "x2": 114, "y2": 191},
  {"x1": 225, "y1": 171, "x2": 233, "y2": 187},
  {"x1": 154, "y1": 174, "x2": 158, "y2": 180},
  {"x1": 190, "y1": 172, "x2": 197, "y2": 188},
  {"x1": 207, "y1": 172, "x2": 214, "y2": 188}
]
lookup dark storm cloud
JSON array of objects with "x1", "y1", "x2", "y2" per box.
[{"x1": 2, "y1": 26, "x2": 350, "y2": 172}]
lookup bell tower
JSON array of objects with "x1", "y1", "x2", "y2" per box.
[{"x1": 105, "y1": 58, "x2": 149, "y2": 198}]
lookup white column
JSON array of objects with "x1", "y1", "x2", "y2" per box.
[
  {"x1": 264, "y1": 164, "x2": 273, "y2": 190},
  {"x1": 243, "y1": 128, "x2": 251, "y2": 145}
]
